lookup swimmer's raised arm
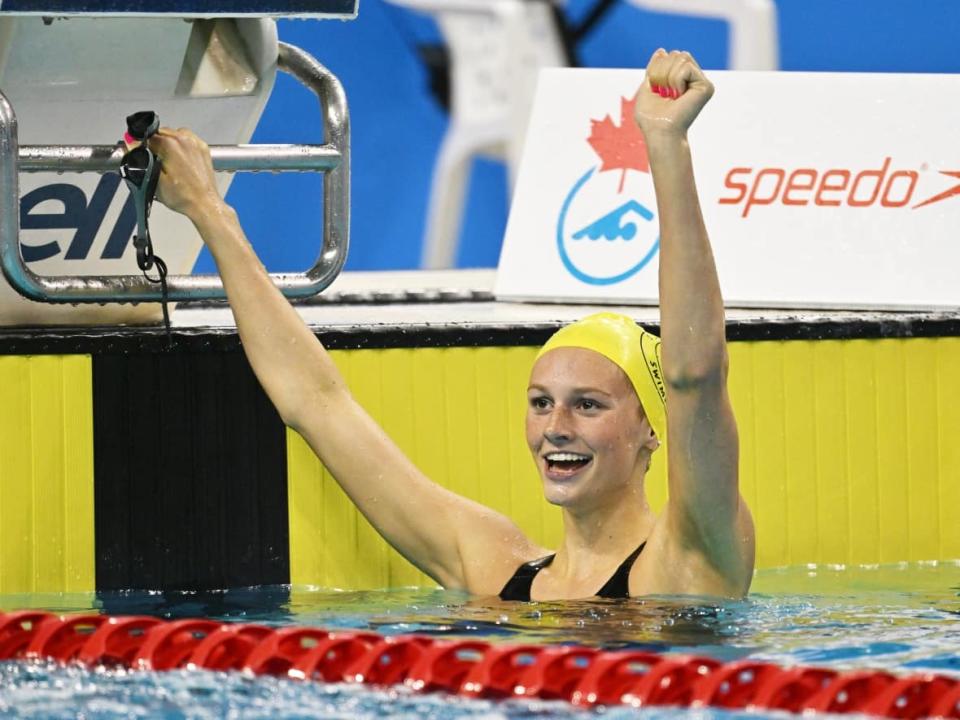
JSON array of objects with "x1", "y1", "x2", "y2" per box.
[
  {"x1": 149, "y1": 128, "x2": 537, "y2": 593},
  {"x1": 634, "y1": 51, "x2": 754, "y2": 595}
]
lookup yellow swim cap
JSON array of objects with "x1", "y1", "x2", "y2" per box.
[{"x1": 536, "y1": 312, "x2": 667, "y2": 441}]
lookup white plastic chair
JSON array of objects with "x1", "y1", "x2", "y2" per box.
[
  {"x1": 388, "y1": 0, "x2": 778, "y2": 269},
  {"x1": 625, "y1": 0, "x2": 778, "y2": 72},
  {"x1": 387, "y1": 0, "x2": 566, "y2": 268}
]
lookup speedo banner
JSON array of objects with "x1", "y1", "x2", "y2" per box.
[{"x1": 496, "y1": 69, "x2": 960, "y2": 310}]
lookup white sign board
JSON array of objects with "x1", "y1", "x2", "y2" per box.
[{"x1": 496, "y1": 69, "x2": 960, "y2": 310}]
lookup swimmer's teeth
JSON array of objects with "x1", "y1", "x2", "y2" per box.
[
  {"x1": 546, "y1": 452, "x2": 589, "y2": 462},
  {"x1": 545, "y1": 452, "x2": 591, "y2": 469}
]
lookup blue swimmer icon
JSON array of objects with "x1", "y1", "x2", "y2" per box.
[
  {"x1": 557, "y1": 168, "x2": 660, "y2": 286},
  {"x1": 572, "y1": 200, "x2": 655, "y2": 241}
]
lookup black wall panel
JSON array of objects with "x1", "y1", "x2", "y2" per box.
[{"x1": 93, "y1": 350, "x2": 289, "y2": 591}]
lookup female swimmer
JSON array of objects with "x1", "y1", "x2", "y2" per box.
[{"x1": 149, "y1": 49, "x2": 755, "y2": 601}]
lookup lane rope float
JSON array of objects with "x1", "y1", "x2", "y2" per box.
[{"x1": 0, "y1": 610, "x2": 957, "y2": 718}]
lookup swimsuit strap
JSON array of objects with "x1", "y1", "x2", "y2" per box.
[
  {"x1": 498, "y1": 554, "x2": 556, "y2": 602},
  {"x1": 594, "y1": 541, "x2": 647, "y2": 599},
  {"x1": 499, "y1": 542, "x2": 647, "y2": 602}
]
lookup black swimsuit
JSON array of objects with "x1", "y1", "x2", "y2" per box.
[{"x1": 498, "y1": 542, "x2": 647, "y2": 601}]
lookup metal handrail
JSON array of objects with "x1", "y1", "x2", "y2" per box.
[
  {"x1": 17, "y1": 144, "x2": 343, "y2": 174},
  {"x1": 0, "y1": 41, "x2": 350, "y2": 303}
]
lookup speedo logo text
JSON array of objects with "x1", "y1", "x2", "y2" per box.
[{"x1": 719, "y1": 157, "x2": 960, "y2": 217}]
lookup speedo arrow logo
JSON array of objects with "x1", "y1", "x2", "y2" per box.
[{"x1": 912, "y1": 170, "x2": 960, "y2": 209}]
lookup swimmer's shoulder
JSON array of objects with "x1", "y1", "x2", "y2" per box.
[
  {"x1": 628, "y1": 500, "x2": 755, "y2": 599},
  {"x1": 453, "y1": 508, "x2": 548, "y2": 596}
]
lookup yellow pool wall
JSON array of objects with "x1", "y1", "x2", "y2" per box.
[
  {"x1": 1, "y1": 336, "x2": 958, "y2": 593},
  {"x1": 0, "y1": 355, "x2": 94, "y2": 594}
]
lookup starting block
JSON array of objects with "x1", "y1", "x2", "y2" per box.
[{"x1": 0, "y1": 2, "x2": 354, "y2": 324}]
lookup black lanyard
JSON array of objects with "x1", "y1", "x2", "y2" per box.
[{"x1": 118, "y1": 111, "x2": 172, "y2": 346}]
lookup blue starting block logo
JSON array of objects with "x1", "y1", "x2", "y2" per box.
[
  {"x1": 556, "y1": 96, "x2": 659, "y2": 286},
  {"x1": 19, "y1": 176, "x2": 136, "y2": 263}
]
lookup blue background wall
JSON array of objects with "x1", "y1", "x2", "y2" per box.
[{"x1": 208, "y1": 0, "x2": 960, "y2": 274}]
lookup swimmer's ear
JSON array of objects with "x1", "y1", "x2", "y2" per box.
[
  {"x1": 638, "y1": 413, "x2": 660, "y2": 452},
  {"x1": 646, "y1": 432, "x2": 661, "y2": 453}
]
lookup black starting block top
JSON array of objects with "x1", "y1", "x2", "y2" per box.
[{"x1": 0, "y1": 0, "x2": 357, "y2": 18}]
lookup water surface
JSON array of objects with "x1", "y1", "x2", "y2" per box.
[{"x1": 1, "y1": 562, "x2": 958, "y2": 718}]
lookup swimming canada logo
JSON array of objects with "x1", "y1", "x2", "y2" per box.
[{"x1": 556, "y1": 97, "x2": 659, "y2": 286}]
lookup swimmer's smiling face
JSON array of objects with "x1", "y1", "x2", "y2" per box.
[{"x1": 526, "y1": 347, "x2": 654, "y2": 510}]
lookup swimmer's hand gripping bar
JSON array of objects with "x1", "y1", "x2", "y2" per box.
[{"x1": 0, "y1": 42, "x2": 349, "y2": 303}]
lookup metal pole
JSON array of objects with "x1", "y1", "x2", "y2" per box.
[{"x1": 17, "y1": 143, "x2": 342, "y2": 173}]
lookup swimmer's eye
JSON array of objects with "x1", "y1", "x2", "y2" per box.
[
  {"x1": 528, "y1": 395, "x2": 552, "y2": 411},
  {"x1": 576, "y1": 398, "x2": 604, "y2": 412}
]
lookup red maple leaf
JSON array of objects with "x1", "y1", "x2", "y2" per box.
[{"x1": 586, "y1": 96, "x2": 649, "y2": 193}]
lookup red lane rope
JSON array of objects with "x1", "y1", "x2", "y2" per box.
[{"x1": 0, "y1": 610, "x2": 957, "y2": 718}]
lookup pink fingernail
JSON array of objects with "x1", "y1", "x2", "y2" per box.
[
  {"x1": 671, "y1": 87, "x2": 680, "y2": 99},
  {"x1": 650, "y1": 82, "x2": 660, "y2": 94},
  {"x1": 659, "y1": 87, "x2": 670, "y2": 98}
]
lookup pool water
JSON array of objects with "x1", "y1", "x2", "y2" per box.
[{"x1": 1, "y1": 562, "x2": 958, "y2": 718}]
